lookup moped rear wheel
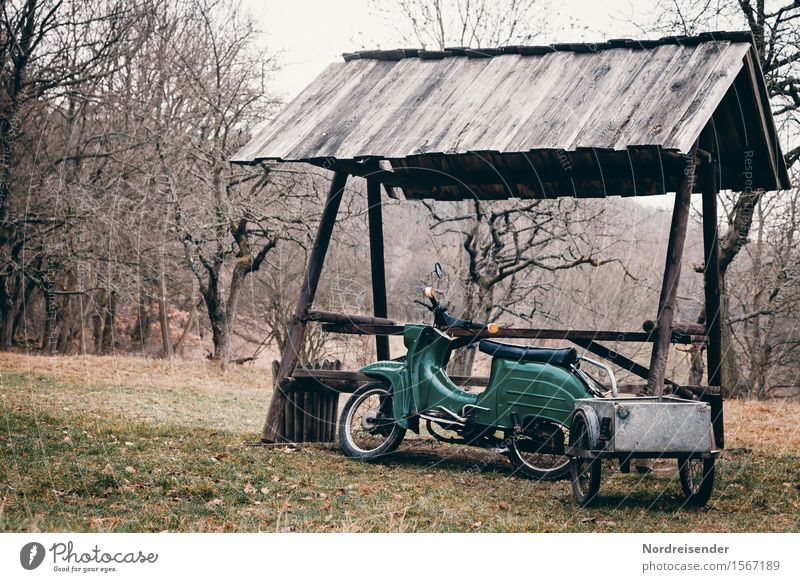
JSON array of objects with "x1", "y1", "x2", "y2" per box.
[
  {"x1": 507, "y1": 421, "x2": 571, "y2": 481},
  {"x1": 339, "y1": 382, "x2": 406, "y2": 460},
  {"x1": 677, "y1": 455, "x2": 715, "y2": 507}
]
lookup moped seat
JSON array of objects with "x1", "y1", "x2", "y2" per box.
[{"x1": 478, "y1": 340, "x2": 578, "y2": 367}]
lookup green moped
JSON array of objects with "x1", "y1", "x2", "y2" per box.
[{"x1": 338, "y1": 266, "x2": 618, "y2": 480}]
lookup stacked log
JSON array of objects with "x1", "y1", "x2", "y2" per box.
[{"x1": 273, "y1": 360, "x2": 340, "y2": 443}]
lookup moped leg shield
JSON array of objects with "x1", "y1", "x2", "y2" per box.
[{"x1": 361, "y1": 361, "x2": 413, "y2": 429}]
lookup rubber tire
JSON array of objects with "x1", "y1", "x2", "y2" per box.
[
  {"x1": 677, "y1": 455, "x2": 715, "y2": 507},
  {"x1": 507, "y1": 426, "x2": 571, "y2": 481},
  {"x1": 339, "y1": 382, "x2": 406, "y2": 460},
  {"x1": 569, "y1": 409, "x2": 602, "y2": 506}
]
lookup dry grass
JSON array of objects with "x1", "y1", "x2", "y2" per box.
[
  {"x1": 1, "y1": 352, "x2": 798, "y2": 532},
  {"x1": 0, "y1": 353, "x2": 269, "y2": 433}
]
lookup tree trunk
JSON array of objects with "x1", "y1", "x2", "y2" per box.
[
  {"x1": 57, "y1": 295, "x2": 73, "y2": 354},
  {"x1": 100, "y1": 290, "x2": 117, "y2": 354},
  {"x1": 205, "y1": 266, "x2": 248, "y2": 366},
  {"x1": 78, "y1": 294, "x2": 89, "y2": 356},
  {"x1": 11, "y1": 273, "x2": 36, "y2": 344},
  {"x1": 0, "y1": 285, "x2": 13, "y2": 350},
  {"x1": 447, "y1": 287, "x2": 484, "y2": 376},
  {"x1": 174, "y1": 293, "x2": 197, "y2": 357},
  {"x1": 93, "y1": 290, "x2": 107, "y2": 353},
  {"x1": 131, "y1": 292, "x2": 152, "y2": 352},
  {"x1": 211, "y1": 315, "x2": 233, "y2": 364},
  {"x1": 42, "y1": 275, "x2": 59, "y2": 355},
  {"x1": 688, "y1": 341, "x2": 705, "y2": 385},
  {"x1": 158, "y1": 269, "x2": 173, "y2": 359},
  {"x1": 719, "y1": 290, "x2": 741, "y2": 398}
]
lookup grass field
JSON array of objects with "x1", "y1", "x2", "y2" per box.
[{"x1": 1, "y1": 353, "x2": 798, "y2": 532}]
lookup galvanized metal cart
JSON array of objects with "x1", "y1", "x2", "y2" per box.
[{"x1": 566, "y1": 396, "x2": 721, "y2": 506}]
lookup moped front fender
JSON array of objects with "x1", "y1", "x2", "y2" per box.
[{"x1": 360, "y1": 361, "x2": 413, "y2": 429}]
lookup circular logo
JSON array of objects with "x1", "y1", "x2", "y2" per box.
[{"x1": 20, "y1": 542, "x2": 46, "y2": 570}]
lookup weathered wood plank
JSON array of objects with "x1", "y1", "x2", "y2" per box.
[
  {"x1": 320, "y1": 323, "x2": 698, "y2": 344},
  {"x1": 646, "y1": 148, "x2": 697, "y2": 396},
  {"x1": 642, "y1": 319, "x2": 706, "y2": 336},
  {"x1": 305, "y1": 310, "x2": 395, "y2": 326},
  {"x1": 367, "y1": 173, "x2": 390, "y2": 360},
  {"x1": 260, "y1": 172, "x2": 348, "y2": 443},
  {"x1": 700, "y1": 149, "x2": 725, "y2": 448},
  {"x1": 233, "y1": 42, "x2": 751, "y2": 161}
]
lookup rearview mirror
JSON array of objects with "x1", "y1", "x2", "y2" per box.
[{"x1": 434, "y1": 262, "x2": 444, "y2": 279}]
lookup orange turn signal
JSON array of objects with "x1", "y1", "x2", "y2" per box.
[
  {"x1": 487, "y1": 323, "x2": 499, "y2": 334},
  {"x1": 423, "y1": 286, "x2": 436, "y2": 299}
]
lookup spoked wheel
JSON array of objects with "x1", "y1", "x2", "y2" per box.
[
  {"x1": 569, "y1": 409, "x2": 601, "y2": 506},
  {"x1": 339, "y1": 382, "x2": 406, "y2": 460},
  {"x1": 507, "y1": 421, "x2": 571, "y2": 480},
  {"x1": 677, "y1": 455, "x2": 715, "y2": 507}
]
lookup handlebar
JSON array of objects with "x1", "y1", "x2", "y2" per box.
[{"x1": 417, "y1": 287, "x2": 498, "y2": 334}]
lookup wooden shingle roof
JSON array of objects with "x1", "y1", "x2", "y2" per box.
[{"x1": 233, "y1": 32, "x2": 790, "y2": 199}]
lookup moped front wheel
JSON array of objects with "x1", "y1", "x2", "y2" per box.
[
  {"x1": 507, "y1": 421, "x2": 571, "y2": 481},
  {"x1": 339, "y1": 382, "x2": 406, "y2": 460}
]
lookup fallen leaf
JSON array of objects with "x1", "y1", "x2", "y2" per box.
[
  {"x1": 471, "y1": 521, "x2": 482, "y2": 529},
  {"x1": 102, "y1": 464, "x2": 114, "y2": 476},
  {"x1": 271, "y1": 475, "x2": 281, "y2": 483},
  {"x1": 243, "y1": 483, "x2": 256, "y2": 495},
  {"x1": 260, "y1": 487, "x2": 270, "y2": 495},
  {"x1": 124, "y1": 466, "x2": 136, "y2": 474},
  {"x1": 206, "y1": 498, "x2": 223, "y2": 508},
  {"x1": 499, "y1": 502, "x2": 509, "y2": 510}
]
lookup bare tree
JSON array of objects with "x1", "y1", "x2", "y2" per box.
[
  {"x1": 634, "y1": 1, "x2": 800, "y2": 395},
  {"x1": 423, "y1": 197, "x2": 610, "y2": 373},
  {"x1": 386, "y1": 0, "x2": 550, "y2": 49},
  {"x1": 0, "y1": 0, "x2": 133, "y2": 350}
]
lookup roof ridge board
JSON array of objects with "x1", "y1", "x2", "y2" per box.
[{"x1": 340, "y1": 31, "x2": 755, "y2": 62}]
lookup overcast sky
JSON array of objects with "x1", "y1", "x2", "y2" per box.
[{"x1": 247, "y1": 0, "x2": 652, "y2": 100}]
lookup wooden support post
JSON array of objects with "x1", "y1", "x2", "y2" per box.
[
  {"x1": 700, "y1": 156, "x2": 725, "y2": 448},
  {"x1": 646, "y1": 147, "x2": 697, "y2": 396},
  {"x1": 367, "y1": 173, "x2": 390, "y2": 360},
  {"x1": 260, "y1": 171, "x2": 348, "y2": 442}
]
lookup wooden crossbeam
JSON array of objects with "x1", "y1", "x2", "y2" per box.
[
  {"x1": 323, "y1": 157, "x2": 688, "y2": 191},
  {"x1": 320, "y1": 322, "x2": 702, "y2": 344}
]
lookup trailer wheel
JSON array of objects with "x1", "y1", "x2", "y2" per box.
[
  {"x1": 677, "y1": 455, "x2": 715, "y2": 507},
  {"x1": 569, "y1": 408, "x2": 601, "y2": 506}
]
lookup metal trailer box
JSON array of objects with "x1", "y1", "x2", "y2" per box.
[{"x1": 574, "y1": 396, "x2": 713, "y2": 454}]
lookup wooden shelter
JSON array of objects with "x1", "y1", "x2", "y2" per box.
[{"x1": 232, "y1": 31, "x2": 790, "y2": 445}]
